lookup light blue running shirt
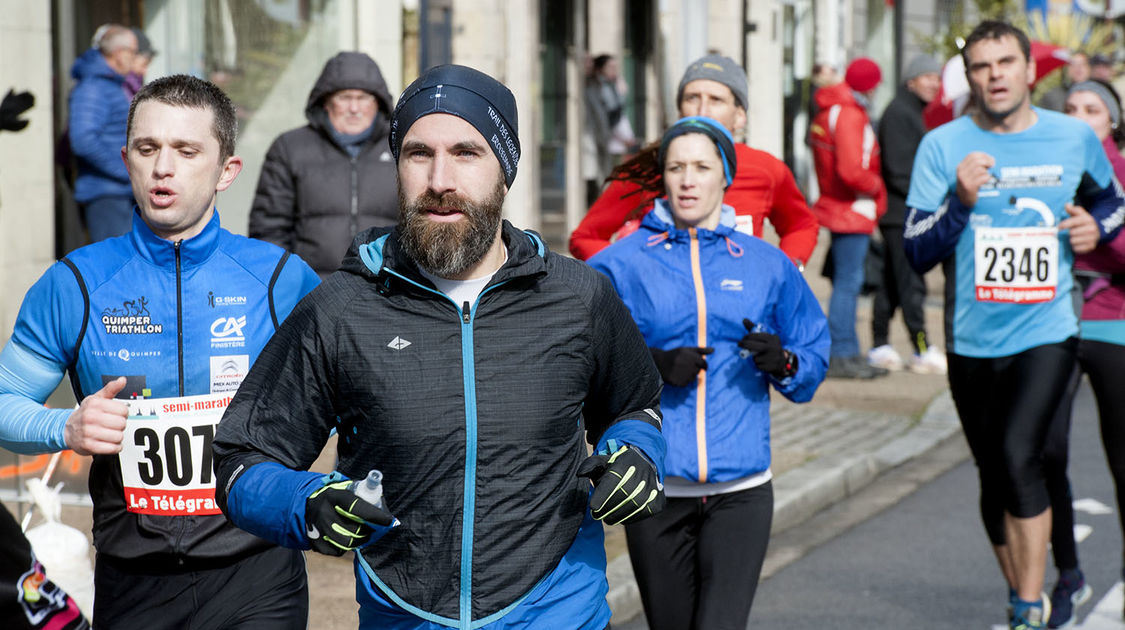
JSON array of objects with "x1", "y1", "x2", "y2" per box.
[{"x1": 906, "y1": 108, "x2": 1117, "y2": 358}]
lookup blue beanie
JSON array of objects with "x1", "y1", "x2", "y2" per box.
[
  {"x1": 658, "y1": 116, "x2": 737, "y2": 188},
  {"x1": 390, "y1": 64, "x2": 521, "y2": 187}
]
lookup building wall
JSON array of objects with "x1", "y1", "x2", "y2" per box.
[
  {"x1": 0, "y1": 1, "x2": 55, "y2": 342},
  {"x1": 450, "y1": 0, "x2": 539, "y2": 232},
  {"x1": 746, "y1": 0, "x2": 784, "y2": 156},
  {"x1": 589, "y1": 0, "x2": 625, "y2": 61}
]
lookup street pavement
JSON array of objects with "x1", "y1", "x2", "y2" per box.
[{"x1": 656, "y1": 379, "x2": 1122, "y2": 630}]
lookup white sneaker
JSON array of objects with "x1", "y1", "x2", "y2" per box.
[
  {"x1": 867, "y1": 345, "x2": 904, "y2": 371},
  {"x1": 909, "y1": 346, "x2": 947, "y2": 374}
]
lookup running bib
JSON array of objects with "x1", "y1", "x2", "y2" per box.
[
  {"x1": 119, "y1": 393, "x2": 234, "y2": 516},
  {"x1": 973, "y1": 227, "x2": 1058, "y2": 304}
]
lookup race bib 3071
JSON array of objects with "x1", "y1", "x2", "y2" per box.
[{"x1": 119, "y1": 393, "x2": 233, "y2": 516}]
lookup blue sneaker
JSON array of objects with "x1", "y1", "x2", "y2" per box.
[
  {"x1": 1012, "y1": 597, "x2": 1049, "y2": 630},
  {"x1": 1047, "y1": 570, "x2": 1092, "y2": 629}
]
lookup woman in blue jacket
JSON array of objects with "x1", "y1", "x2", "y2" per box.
[{"x1": 589, "y1": 116, "x2": 830, "y2": 630}]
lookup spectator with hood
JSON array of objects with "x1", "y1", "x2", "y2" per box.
[{"x1": 250, "y1": 52, "x2": 397, "y2": 278}]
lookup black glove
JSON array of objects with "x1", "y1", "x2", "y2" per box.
[
  {"x1": 649, "y1": 346, "x2": 713, "y2": 387},
  {"x1": 577, "y1": 444, "x2": 665, "y2": 525},
  {"x1": 305, "y1": 480, "x2": 395, "y2": 556},
  {"x1": 738, "y1": 319, "x2": 798, "y2": 379},
  {"x1": 0, "y1": 89, "x2": 34, "y2": 132}
]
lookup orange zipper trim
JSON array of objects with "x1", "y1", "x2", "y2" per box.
[{"x1": 688, "y1": 228, "x2": 709, "y2": 482}]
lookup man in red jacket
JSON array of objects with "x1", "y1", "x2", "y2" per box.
[
  {"x1": 809, "y1": 56, "x2": 888, "y2": 379},
  {"x1": 569, "y1": 54, "x2": 819, "y2": 266}
]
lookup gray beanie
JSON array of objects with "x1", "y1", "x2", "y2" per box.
[
  {"x1": 902, "y1": 54, "x2": 941, "y2": 83},
  {"x1": 677, "y1": 54, "x2": 748, "y2": 110}
]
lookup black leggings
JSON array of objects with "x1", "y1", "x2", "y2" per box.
[
  {"x1": 625, "y1": 482, "x2": 773, "y2": 630},
  {"x1": 948, "y1": 339, "x2": 1078, "y2": 545},
  {"x1": 1049, "y1": 338, "x2": 1125, "y2": 571}
]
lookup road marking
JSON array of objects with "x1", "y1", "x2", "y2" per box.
[
  {"x1": 1074, "y1": 498, "x2": 1114, "y2": 515},
  {"x1": 1075, "y1": 523, "x2": 1093, "y2": 543},
  {"x1": 1074, "y1": 581, "x2": 1123, "y2": 629}
]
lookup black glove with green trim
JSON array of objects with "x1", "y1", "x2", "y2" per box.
[
  {"x1": 305, "y1": 480, "x2": 395, "y2": 556},
  {"x1": 577, "y1": 444, "x2": 665, "y2": 525}
]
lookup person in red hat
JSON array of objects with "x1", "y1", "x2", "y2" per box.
[{"x1": 808, "y1": 56, "x2": 888, "y2": 378}]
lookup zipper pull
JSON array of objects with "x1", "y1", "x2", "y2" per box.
[{"x1": 462, "y1": 301, "x2": 471, "y2": 323}]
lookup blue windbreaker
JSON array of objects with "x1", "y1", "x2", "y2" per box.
[
  {"x1": 590, "y1": 200, "x2": 830, "y2": 482},
  {"x1": 0, "y1": 210, "x2": 319, "y2": 559}
]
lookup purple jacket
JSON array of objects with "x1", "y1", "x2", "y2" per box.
[{"x1": 1074, "y1": 135, "x2": 1125, "y2": 320}]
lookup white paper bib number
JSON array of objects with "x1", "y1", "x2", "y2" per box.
[
  {"x1": 119, "y1": 393, "x2": 234, "y2": 516},
  {"x1": 974, "y1": 226, "x2": 1058, "y2": 304}
]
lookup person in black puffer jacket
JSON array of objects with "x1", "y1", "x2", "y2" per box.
[{"x1": 249, "y1": 51, "x2": 398, "y2": 278}]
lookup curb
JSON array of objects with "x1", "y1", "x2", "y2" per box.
[{"x1": 606, "y1": 389, "x2": 960, "y2": 626}]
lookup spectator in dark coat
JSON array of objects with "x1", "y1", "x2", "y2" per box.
[
  {"x1": 68, "y1": 24, "x2": 137, "y2": 242},
  {"x1": 249, "y1": 52, "x2": 397, "y2": 278},
  {"x1": 867, "y1": 54, "x2": 947, "y2": 375}
]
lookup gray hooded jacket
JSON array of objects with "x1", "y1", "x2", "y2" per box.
[{"x1": 249, "y1": 52, "x2": 397, "y2": 278}]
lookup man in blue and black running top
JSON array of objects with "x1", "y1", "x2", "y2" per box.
[
  {"x1": 905, "y1": 20, "x2": 1125, "y2": 630},
  {"x1": 0, "y1": 75, "x2": 320, "y2": 628}
]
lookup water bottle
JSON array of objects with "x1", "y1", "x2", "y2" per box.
[
  {"x1": 351, "y1": 469, "x2": 386, "y2": 509},
  {"x1": 740, "y1": 321, "x2": 768, "y2": 359}
]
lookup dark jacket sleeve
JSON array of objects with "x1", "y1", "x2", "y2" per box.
[
  {"x1": 581, "y1": 269, "x2": 666, "y2": 473},
  {"x1": 1075, "y1": 131, "x2": 1125, "y2": 244},
  {"x1": 904, "y1": 195, "x2": 972, "y2": 274},
  {"x1": 248, "y1": 136, "x2": 299, "y2": 250},
  {"x1": 212, "y1": 286, "x2": 340, "y2": 549},
  {"x1": 878, "y1": 101, "x2": 922, "y2": 201}
]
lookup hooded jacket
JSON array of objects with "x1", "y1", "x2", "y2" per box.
[
  {"x1": 249, "y1": 52, "x2": 398, "y2": 278},
  {"x1": 589, "y1": 201, "x2": 829, "y2": 483},
  {"x1": 67, "y1": 47, "x2": 133, "y2": 204},
  {"x1": 809, "y1": 82, "x2": 887, "y2": 234},
  {"x1": 213, "y1": 222, "x2": 665, "y2": 628}
]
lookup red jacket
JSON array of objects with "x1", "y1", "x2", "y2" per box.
[
  {"x1": 569, "y1": 143, "x2": 819, "y2": 263},
  {"x1": 808, "y1": 83, "x2": 887, "y2": 234}
]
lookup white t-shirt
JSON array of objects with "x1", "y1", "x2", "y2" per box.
[{"x1": 417, "y1": 248, "x2": 508, "y2": 307}]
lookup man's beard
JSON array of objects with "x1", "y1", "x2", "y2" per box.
[{"x1": 397, "y1": 179, "x2": 506, "y2": 279}]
